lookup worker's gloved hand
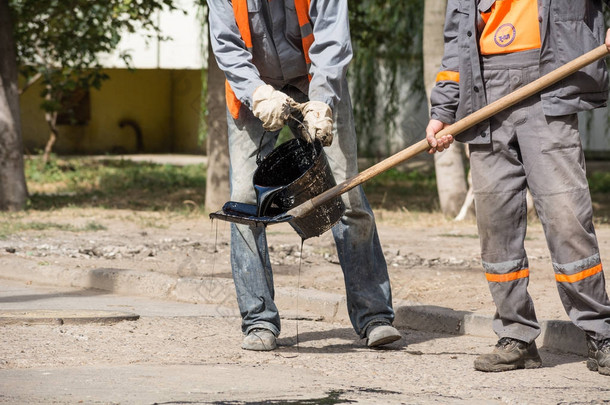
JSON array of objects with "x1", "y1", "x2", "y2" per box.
[
  {"x1": 251, "y1": 84, "x2": 291, "y2": 131},
  {"x1": 302, "y1": 101, "x2": 334, "y2": 146}
]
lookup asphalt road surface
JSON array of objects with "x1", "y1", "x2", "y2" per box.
[{"x1": 1, "y1": 280, "x2": 609, "y2": 404}]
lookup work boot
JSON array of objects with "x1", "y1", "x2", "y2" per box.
[
  {"x1": 366, "y1": 322, "x2": 401, "y2": 348},
  {"x1": 474, "y1": 337, "x2": 542, "y2": 372},
  {"x1": 586, "y1": 336, "x2": 610, "y2": 376},
  {"x1": 241, "y1": 328, "x2": 277, "y2": 351}
]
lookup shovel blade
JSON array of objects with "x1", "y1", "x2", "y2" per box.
[{"x1": 209, "y1": 201, "x2": 293, "y2": 227}]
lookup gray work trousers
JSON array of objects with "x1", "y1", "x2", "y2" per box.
[{"x1": 469, "y1": 50, "x2": 610, "y2": 343}]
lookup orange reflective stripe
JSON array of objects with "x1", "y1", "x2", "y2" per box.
[
  {"x1": 436, "y1": 71, "x2": 460, "y2": 83},
  {"x1": 485, "y1": 269, "x2": 529, "y2": 283},
  {"x1": 301, "y1": 33, "x2": 314, "y2": 65},
  {"x1": 228, "y1": 0, "x2": 313, "y2": 118},
  {"x1": 480, "y1": 10, "x2": 492, "y2": 25},
  {"x1": 225, "y1": 80, "x2": 241, "y2": 119},
  {"x1": 294, "y1": 0, "x2": 313, "y2": 80},
  {"x1": 232, "y1": 0, "x2": 252, "y2": 49},
  {"x1": 294, "y1": 0, "x2": 311, "y2": 32},
  {"x1": 555, "y1": 264, "x2": 603, "y2": 283},
  {"x1": 228, "y1": 0, "x2": 254, "y2": 119}
]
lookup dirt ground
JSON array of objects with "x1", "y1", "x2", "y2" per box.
[
  {"x1": 3, "y1": 280, "x2": 609, "y2": 404},
  {"x1": 3, "y1": 207, "x2": 610, "y2": 403},
  {"x1": 2, "y1": 206, "x2": 609, "y2": 323}
]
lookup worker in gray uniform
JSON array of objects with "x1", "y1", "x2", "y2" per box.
[
  {"x1": 208, "y1": 0, "x2": 435, "y2": 351},
  {"x1": 426, "y1": 0, "x2": 610, "y2": 374}
]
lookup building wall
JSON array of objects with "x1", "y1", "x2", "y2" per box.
[
  {"x1": 99, "y1": 0, "x2": 206, "y2": 70},
  {"x1": 20, "y1": 68, "x2": 203, "y2": 155},
  {"x1": 171, "y1": 70, "x2": 205, "y2": 153}
]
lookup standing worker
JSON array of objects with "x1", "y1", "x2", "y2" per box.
[
  {"x1": 426, "y1": 0, "x2": 610, "y2": 375},
  {"x1": 207, "y1": 0, "x2": 416, "y2": 351}
]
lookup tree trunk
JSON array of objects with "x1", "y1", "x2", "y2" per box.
[
  {"x1": 42, "y1": 92, "x2": 58, "y2": 165},
  {"x1": 0, "y1": 0, "x2": 28, "y2": 211},
  {"x1": 204, "y1": 39, "x2": 230, "y2": 212},
  {"x1": 423, "y1": 0, "x2": 468, "y2": 217}
]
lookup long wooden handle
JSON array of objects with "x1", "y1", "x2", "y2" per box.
[{"x1": 287, "y1": 44, "x2": 610, "y2": 219}]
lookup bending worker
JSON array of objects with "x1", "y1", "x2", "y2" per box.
[
  {"x1": 207, "y1": 0, "x2": 415, "y2": 351},
  {"x1": 426, "y1": 0, "x2": 610, "y2": 375}
]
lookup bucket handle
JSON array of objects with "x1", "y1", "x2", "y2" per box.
[
  {"x1": 254, "y1": 105, "x2": 317, "y2": 166},
  {"x1": 254, "y1": 101, "x2": 307, "y2": 166},
  {"x1": 255, "y1": 131, "x2": 270, "y2": 166}
]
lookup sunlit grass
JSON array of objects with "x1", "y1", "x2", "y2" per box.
[
  {"x1": 19, "y1": 155, "x2": 610, "y2": 223},
  {"x1": 24, "y1": 156, "x2": 206, "y2": 211},
  {"x1": 362, "y1": 167, "x2": 438, "y2": 211}
]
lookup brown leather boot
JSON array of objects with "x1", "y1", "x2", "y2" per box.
[
  {"x1": 587, "y1": 336, "x2": 610, "y2": 376},
  {"x1": 474, "y1": 337, "x2": 542, "y2": 372}
]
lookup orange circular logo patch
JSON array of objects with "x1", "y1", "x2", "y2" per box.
[{"x1": 494, "y1": 23, "x2": 516, "y2": 47}]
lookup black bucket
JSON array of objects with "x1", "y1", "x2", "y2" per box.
[{"x1": 253, "y1": 138, "x2": 345, "y2": 239}]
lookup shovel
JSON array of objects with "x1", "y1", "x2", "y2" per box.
[{"x1": 210, "y1": 44, "x2": 610, "y2": 238}]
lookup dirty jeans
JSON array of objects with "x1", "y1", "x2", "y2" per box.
[
  {"x1": 227, "y1": 80, "x2": 394, "y2": 337},
  {"x1": 469, "y1": 50, "x2": 610, "y2": 343}
]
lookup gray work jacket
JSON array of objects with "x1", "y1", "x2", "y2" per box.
[
  {"x1": 430, "y1": 0, "x2": 609, "y2": 144},
  {"x1": 208, "y1": 0, "x2": 352, "y2": 111}
]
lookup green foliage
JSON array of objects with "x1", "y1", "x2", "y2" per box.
[
  {"x1": 603, "y1": 2, "x2": 610, "y2": 127},
  {"x1": 25, "y1": 157, "x2": 206, "y2": 211},
  {"x1": 362, "y1": 167, "x2": 438, "y2": 211},
  {"x1": 588, "y1": 170, "x2": 610, "y2": 223},
  {"x1": 367, "y1": 167, "x2": 435, "y2": 189},
  {"x1": 588, "y1": 172, "x2": 610, "y2": 193},
  {"x1": 349, "y1": 0, "x2": 425, "y2": 156},
  {"x1": 18, "y1": 156, "x2": 610, "y2": 218},
  {"x1": 9, "y1": 0, "x2": 177, "y2": 119}
]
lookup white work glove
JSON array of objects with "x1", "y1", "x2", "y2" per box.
[
  {"x1": 251, "y1": 84, "x2": 291, "y2": 131},
  {"x1": 302, "y1": 101, "x2": 334, "y2": 146}
]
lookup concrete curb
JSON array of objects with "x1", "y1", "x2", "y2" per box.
[
  {"x1": 0, "y1": 257, "x2": 587, "y2": 356},
  {"x1": 0, "y1": 309, "x2": 140, "y2": 325},
  {"x1": 393, "y1": 303, "x2": 587, "y2": 356}
]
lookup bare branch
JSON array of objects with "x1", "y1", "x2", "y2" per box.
[{"x1": 18, "y1": 72, "x2": 41, "y2": 95}]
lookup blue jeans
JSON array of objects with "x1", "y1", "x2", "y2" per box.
[{"x1": 227, "y1": 80, "x2": 394, "y2": 337}]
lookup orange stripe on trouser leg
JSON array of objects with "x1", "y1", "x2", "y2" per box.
[
  {"x1": 555, "y1": 264, "x2": 603, "y2": 283},
  {"x1": 485, "y1": 269, "x2": 529, "y2": 283}
]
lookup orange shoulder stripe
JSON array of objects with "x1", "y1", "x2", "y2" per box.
[{"x1": 436, "y1": 71, "x2": 460, "y2": 83}]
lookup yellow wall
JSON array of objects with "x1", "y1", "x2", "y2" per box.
[{"x1": 19, "y1": 69, "x2": 203, "y2": 155}]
